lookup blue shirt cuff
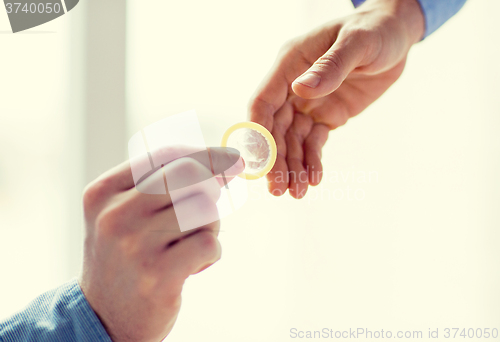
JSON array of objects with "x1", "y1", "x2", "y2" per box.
[
  {"x1": 0, "y1": 279, "x2": 112, "y2": 342},
  {"x1": 351, "y1": 0, "x2": 467, "y2": 38}
]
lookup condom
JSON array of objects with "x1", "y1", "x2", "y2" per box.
[{"x1": 221, "y1": 122, "x2": 277, "y2": 180}]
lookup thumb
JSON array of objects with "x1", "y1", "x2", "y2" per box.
[{"x1": 292, "y1": 32, "x2": 369, "y2": 99}]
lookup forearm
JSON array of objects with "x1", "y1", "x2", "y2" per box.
[
  {"x1": 0, "y1": 279, "x2": 111, "y2": 342},
  {"x1": 352, "y1": 0, "x2": 468, "y2": 39}
]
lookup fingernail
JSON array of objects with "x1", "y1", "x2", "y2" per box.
[
  {"x1": 209, "y1": 147, "x2": 241, "y2": 175},
  {"x1": 295, "y1": 72, "x2": 321, "y2": 88},
  {"x1": 225, "y1": 157, "x2": 245, "y2": 176}
]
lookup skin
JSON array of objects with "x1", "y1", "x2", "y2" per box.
[
  {"x1": 79, "y1": 146, "x2": 244, "y2": 342},
  {"x1": 78, "y1": 1, "x2": 425, "y2": 340},
  {"x1": 249, "y1": 0, "x2": 425, "y2": 199}
]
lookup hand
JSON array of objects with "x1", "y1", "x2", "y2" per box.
[
  {"x1": 79, "y1": 146, "x2": 243, "y2": 342},
  {"x1": 249, "y1": 0, "x2": 424, "y2": 198}
]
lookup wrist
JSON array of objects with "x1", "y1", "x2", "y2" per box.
[
  {"x1": 394, "y1": 0, "x2": 425, "y2": 44},
  {"x1": 358, "y1": 0, "x2": 425, "y2": 45}
]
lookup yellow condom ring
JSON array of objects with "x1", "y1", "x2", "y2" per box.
[{"x1": 221, "y1": 122, "x2": 277, "y2": 180}]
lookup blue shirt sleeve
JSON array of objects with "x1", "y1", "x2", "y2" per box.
[
  {"x1": 0, "y1": 279, "x2": 112, "y2": 342},
  {"x1": 351, "y1": 0, "x2": 467, "y2": 38}
]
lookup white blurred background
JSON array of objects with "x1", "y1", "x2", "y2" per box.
[{"x1": 1, "y1": 0, "x2": 499, "y2": 341}]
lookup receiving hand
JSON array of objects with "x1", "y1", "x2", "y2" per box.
[{"x1": 249, "y1": 0, "x2": 424, "y2": 198}]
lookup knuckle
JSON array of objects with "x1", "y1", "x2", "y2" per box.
[
  {"x1": 331, "y1": 112, "x2": 349, "y2": 129},
  {"x1": 82, "y1": 178, "x2": 111, "y2": 211},
  {"x1": 195, "y1": 231, "x2": 220, "y2": 259},
  {"x1": 193, "y1": 193, "x2": 219, "y2": 218},
  {"x1": 180, "y1": 193, "x2": 220, "y2": 231},
  {"x1": 163, "y1": 293, "x2": 182, "y2": 311},
  {"x1": 315, "y1": 51, "x2": 344, "y2": 74},
  {"x1": 95, "y1": 205, "x2": 125, "y2": 237},
  {"x1": 82, "y1": 185, "x2": 96, "y2": 212},
  {"x1": 278, "y1": 37, "x2": 299, "y2": 56},
  {"x1": 249, "y1": 95, "x2": 277, "y2": 118},
  {"x1": 277, "y1": 37, "x2": 308, "y2": 66},
  {"x1": 204, "y1": 179, "x2": 221, "y2": 202}
]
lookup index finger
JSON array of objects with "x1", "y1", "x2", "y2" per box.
[
  {"x1": 248, "y1": 49, "x2": 294, "y2": 131},
  {"x1": 95, "y1": 145, "x2": 241, "y2": 193}
]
